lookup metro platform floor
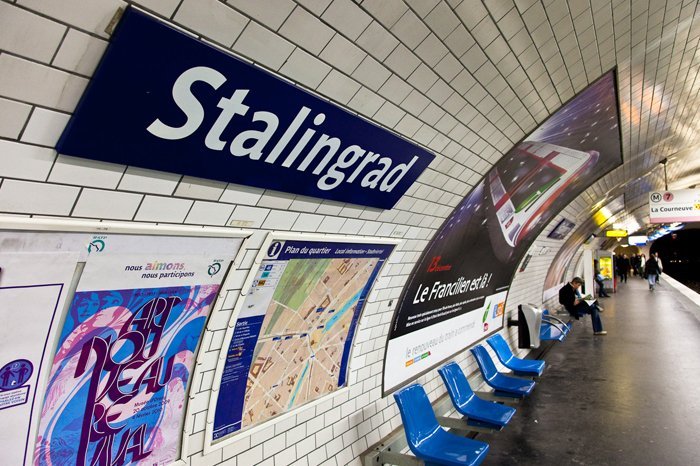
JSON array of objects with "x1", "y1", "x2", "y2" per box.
[{"x1": 476, "y1": 275, "x2": 700, "y2": 465}]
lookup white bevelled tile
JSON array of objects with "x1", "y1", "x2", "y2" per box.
[
  {"x1": 0, "y1": 179, "x2": 79, "y2": 215},
  {"x1": 134, "y1": 195, "x2": 193, "y2": 223},
  {"x1": 0, "y1": 140, "x2": 56, "y2": 181},
  {"x1": 0, "y1": 98, "x2": 31, "y2": 139},
  {"x1": 52, "y1": 29, "x2": 108, "y2": 76},
  {"x1": 20, "y1": 108, "x2": 71, "y2": 147},
  {"x1": 174, "y1": 176, "x2": 227, "y2": 201},
  {"x1": 118, "y1": 166, "x2": 181, "y2": 195},
  {"x1": 72, "y1": 188, "x2": 142, "y2": 220},
  {"x1": 49, "y1": 155, "x2": 125, "y2": 189},
  {"x1": 0, "y1": 2, "x2": 65, "y2": 63},
  {"x1": 0, "y1": 55, "x2": 88, "y2": 113},
  {"x1": 185, "y1": 200, "x2": 235, "y2": 226}
]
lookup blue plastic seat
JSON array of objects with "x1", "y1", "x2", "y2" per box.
[
  {"x1": 486, "y1": 334, "x2": 545, "y2": 376},
  {"x1": 542, "y1": 309, "x2": 572, "y2": 334},
  {"x1": 470, "y1": 345, "x2": 535, "y2": 398},
  {"x1": 394, "y1": 384, "x2": 489, "y2": 466},
  {"x1": 438, "y1": 362, "x2": 516, "y2": 429},
  {"x1": 540, "y1": 321, "x2": 566, "y2": 342}
]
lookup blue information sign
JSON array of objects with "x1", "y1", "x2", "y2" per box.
[{"x1": 56, "y1": 8, "x2": 434, "y2": 209}]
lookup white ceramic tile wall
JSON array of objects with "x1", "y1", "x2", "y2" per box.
[{"x1": 2, "y1": 1, "x2": 700, "y2": 465}]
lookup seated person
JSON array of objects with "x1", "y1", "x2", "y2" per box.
[{"x1": 559, "y1": 277, "x2": 607, "y2": 335}]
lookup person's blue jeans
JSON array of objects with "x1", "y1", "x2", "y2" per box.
[{"x1": 571, "y1": 301, "x2": 604, "y2": 332}]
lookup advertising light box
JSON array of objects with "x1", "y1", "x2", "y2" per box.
[
  {"x1": 599, "y1": 257, "x2": 613, "y2": 279},
  {"x1": 547, "y1": 218, "x2": 576, "y2": 240},
  {"x1": 208, "y1": 234, "x2": 396, "y2": 448},
  {"x1": 55, "y1": 8, "x2": 434, "y2": 210},
  {"x1": 649, "y1": 189, "x2": 700, "y2": 223},
  {"x1": 384, "y1": 70, "x2": 623, "y2": 394},
  {"x1": 628, "y1": 235, "x2": 648, "y2": 245},
  {"x1": 605, "y1": 229, "x2": 628, "y2": 237}
]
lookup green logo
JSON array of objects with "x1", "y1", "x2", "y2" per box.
[
  {"x1": 482, "y1": 300, "x2": 490, "y2": 322},
  {"x1": 208, "y1": 262, "x2": 222, "y2": 276},
  {"x1": 88, "y1": 239, "x2": 105, "y2": 253}
]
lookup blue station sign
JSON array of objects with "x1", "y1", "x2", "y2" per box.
[{"x1": 56, "y1": 8, "x2": 434, "y2": 209}]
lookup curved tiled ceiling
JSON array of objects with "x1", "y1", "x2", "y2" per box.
[{"x1": 191, "y1": 1, "x2": 700, "y2": 232}]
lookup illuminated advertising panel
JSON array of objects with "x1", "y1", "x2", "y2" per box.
[
  {"x1": 599, "y1": 257, "x2": 614, "y2": 279},
  {"x1": 628, "y1": 235, "x2": 648, "y2": 245},
  {"x1": 605, "y1": 229, "x2": 628, "y2": 237},
  {"x1": 547, "y1": 218, "x2": 576, "y2": 239},
  {"x1": 384, "y1": 71, "x2": 623, "y2": 394},
  {"x1": 209, "y1": 234, "x2": 396, "y2": 447}
]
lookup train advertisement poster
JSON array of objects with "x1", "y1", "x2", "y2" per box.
[
  {"x1": 210, "y1": 235, "x2": 396, "y2": 444},
  {"x1": 0, "y1": 249, "x2": 79, "y2": 466},
  {"x1": 34, "y1": 235, "x2": 242, "y2": 466},
  {"x1": 384, "y1": 70, "x2": 623, "y2": 394}
]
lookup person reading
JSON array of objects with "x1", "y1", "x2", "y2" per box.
[{"x1": 559, "y1": 277, "x2": 607, "y2": 335}]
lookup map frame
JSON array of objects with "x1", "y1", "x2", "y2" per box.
[{"x1": 204, "y1": 232, "x2": 399, "y2": 454}]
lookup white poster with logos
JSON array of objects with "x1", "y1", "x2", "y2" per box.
[
  {"x1": 35, "y1": 233, "x2": 244, "y2": 466},
  {"x1": 383, "y1": 290, "x2": 507, "y2": 393},
  {"x1": 0, "y1": 250, "x2": 80, "y2": 466},
  {"x1": 649, "y1": 189, "x2": 700, "y2": 223}
]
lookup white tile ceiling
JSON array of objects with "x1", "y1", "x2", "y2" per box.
[{"x1": 351, "y1": 0, "x2": 700, "y2": 232}]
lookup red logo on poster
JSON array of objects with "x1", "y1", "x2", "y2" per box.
[
  {"x1": 427, "y1": 256, "x2": 452, "y2": 272},
  {"x1": 663, "y1": 192, "x2": 674, "y2": 201}
]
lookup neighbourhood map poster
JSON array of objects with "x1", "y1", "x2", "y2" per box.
[
  {"x1": 34, "y1": 234, "x2": 242, "y2": 466},
  {"x1": 384, "y1": 70, "x2": 623, "y2": 394},
  {"x1": 211, "y1": 237, "x2": 395, "y2": 443},
  {"x1": 0, "y1": 238, "x2": 81, "y2": 466}
]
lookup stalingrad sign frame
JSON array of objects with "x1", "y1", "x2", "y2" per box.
[
  {"x1": 55, "y1": 7, "x2": 434, "y2": 210},
  {"x1": 203, "y1": 232, "x2": 399, "y2": 453},
  {"x1": 0, "y1": 217, "x2": 251, "y2": 466}
]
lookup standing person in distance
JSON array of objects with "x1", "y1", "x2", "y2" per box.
[
  {"x1": 618, "y1": 254, "x2": 630, "y2": 283},
  {"x1": 646, "y1": 253, "x2": 661, "y2": 291},
  {"x1": 653, "y1": 252, "x2": 663, "y2": 284}
]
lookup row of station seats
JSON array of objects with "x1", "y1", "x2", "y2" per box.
[{"x1": 392, "y1": 333, "x2": 552, "y2": 466}]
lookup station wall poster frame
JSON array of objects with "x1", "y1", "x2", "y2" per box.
[
  {"x1": 203, "y1": 231, "x2": 399, "y2": 454},
  {"x1": 0, "y1": 217, "x2": 251, "y2": 466},
  {"x1": 382, "y1": 69, "x2": 624, "y2": 395}
]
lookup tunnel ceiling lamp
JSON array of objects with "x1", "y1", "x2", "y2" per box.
[{"x1": 659, "y1": 157, "x2": 669, "y2": 190}]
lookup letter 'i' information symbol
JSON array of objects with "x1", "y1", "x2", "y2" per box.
[{"x1": 267, "y1": 241, "x2": 282, "y2": 257}]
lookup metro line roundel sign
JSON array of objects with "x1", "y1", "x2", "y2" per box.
[{"x1": 56, "y1": 7, "x2": 434, "y2": 209}]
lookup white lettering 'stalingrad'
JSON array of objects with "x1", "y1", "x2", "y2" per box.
[{"x1": 147, "y1": 66, "x2": 419, "y2": 192}]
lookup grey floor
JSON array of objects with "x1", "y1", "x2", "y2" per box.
[{"x1": 477, "y1": 275, "x2": 700, "y2": 465}]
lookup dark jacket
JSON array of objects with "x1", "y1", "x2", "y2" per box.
[
  {"x1": 618, "y1": 257, "x2": 630, "y2": 273},
  {"x1": 558, "y1": 283, "x2": 577, "y2": 312},
  {"x1": 646, "y1": 257, "x2": 660, "y2": 275}
]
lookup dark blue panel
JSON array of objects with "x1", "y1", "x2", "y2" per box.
[{"x1": 56, "y1": 8, "x2": 434, "y2": 209}]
